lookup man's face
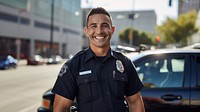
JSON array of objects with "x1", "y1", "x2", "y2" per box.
[{"x1": 84, "y1": 14, "x2": 115, "y2": 49}]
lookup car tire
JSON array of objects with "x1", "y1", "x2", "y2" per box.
[{"x1": 4, "y1": 65, "x2": 9, "y2": 70}]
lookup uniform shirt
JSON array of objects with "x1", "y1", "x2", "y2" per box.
[{"x1": 52, "y1": 47, "x2": 143, "y2": 112}]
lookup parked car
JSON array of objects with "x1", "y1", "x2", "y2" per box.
[
  {"x1": 38, "y1": 49, "x2": 200, "y2": 112},
  {"x1": 111, "y1": 44, "x2": 150, "y2": 55},
  {"x1": 128, "y1": 49, "x2": 200, "y2": 112},
  {"x1": 0, "y1": 55, "x2": 17, "y2": 70},
  {"x1": 27, "y1": 55, "x2": 44, "y2": 65},
  {"x1": 182, "y1": 43, "x2": 200, "y2": 49},
  {"x1": 111, "y1": 45, "x2": 137, "y2": 54},
  {"x1": 46, "y1": 55, "x2": 62, "y2": 64}
]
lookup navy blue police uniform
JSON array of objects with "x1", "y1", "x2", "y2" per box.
[{"x1": 52, "y1": 47, "x2": 143, "y2": 112}]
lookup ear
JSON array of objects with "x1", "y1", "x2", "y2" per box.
[
  {"x1": 84, "y1": 27, "x2": 89, "y2": 37},
  {"x1": 111, "y1": 25, "x2": 115, "y2": 35}
]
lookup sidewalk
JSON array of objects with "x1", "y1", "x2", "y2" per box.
[{"x1": 17, "y1": 59, "x2": 27, "y2": 66}]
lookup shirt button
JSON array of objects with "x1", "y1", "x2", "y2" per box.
[{"x1": 85, "y1": 79, "x2": 88, "y2": 82}]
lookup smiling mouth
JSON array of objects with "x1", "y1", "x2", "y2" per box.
[{"x1": 95, "y1": 36, "x2": 104, "y2": 39}]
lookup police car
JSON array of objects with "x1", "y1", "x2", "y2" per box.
[{"x1": 37, "y1": 49, "x2": 200, "y2": 112}]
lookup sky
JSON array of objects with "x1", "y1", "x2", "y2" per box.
[{"x1": 81, "y1": 0, "x2": 178, "y2": 25}]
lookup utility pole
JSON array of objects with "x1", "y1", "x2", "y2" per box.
[
  {"x1": 50, "y1": 0, "x2": 54, "y2": 57},
  {"x1": 128, "y1": 0, "x2": 135, "y2": 46},
  {"x1": 16, "y1": 9, "x2": 26, "y2": 61}
]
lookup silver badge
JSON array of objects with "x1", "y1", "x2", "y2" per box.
[{"x1": 116, "y1": 60, "x2": 124, "y2": 73}]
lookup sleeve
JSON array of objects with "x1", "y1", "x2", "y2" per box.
[
  {"x1": 125, "y1": 59, "x2": 144, "y2": 96},
  {"x1": 52, "y1": 61, "x2": 78, "y2": 100}
]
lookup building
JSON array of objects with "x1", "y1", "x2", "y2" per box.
[
  {"x1": 178, "y1": 0, "x2": 200, "y2": 45},
  {"x1": 0, "y1": 0, "x2": 82, "y2": 59},
  {"x1": 109, "y1": 10, "x2": 157, "y2": 45},
  {"x1": 178, "y1": 0, "x2": 200, "y2": 15}
]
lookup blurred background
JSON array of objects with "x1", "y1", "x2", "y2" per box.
[{"x1": 0, "y1": 0, "x2": 200, "y2": 112}]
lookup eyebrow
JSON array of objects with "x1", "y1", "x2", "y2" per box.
[
  {"x1": 88, "y1": 23, "x2": 97, "y2": 26},
  {"x1": 88, "y1": 22, "x2": 110, "y2": 27}
]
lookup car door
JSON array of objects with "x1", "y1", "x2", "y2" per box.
[
  {"x1": 189, "y1": 54, "x2": 200, "y2": 111},
  {"x1": 133, "y1": 53, "x2": 191, "y2": 112}
]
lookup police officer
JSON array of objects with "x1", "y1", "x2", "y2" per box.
[{"x1": 52, "y1": 7, "x2": 145, "y2": 112}]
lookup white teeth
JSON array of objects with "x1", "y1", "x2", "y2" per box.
[{"x1": 96, "y1": 36, "x2": 104, "y2": 39}]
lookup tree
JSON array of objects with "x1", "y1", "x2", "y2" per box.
[
  {"x1": 119, "y1": 28, "x2": 131, "y2": 44},
  {"x1": 156, "y1": 10, "x2": 198, "y2": 46},
  {"x1": 119, "y1": 27, "x2": 154, "y2": 46}
]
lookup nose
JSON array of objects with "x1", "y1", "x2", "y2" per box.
[{"x1": 96, "y1": 26, "x2": 103, "y2": 34}]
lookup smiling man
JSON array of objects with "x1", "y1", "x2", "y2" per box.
[{"x1": 52, "y1": 7, "x2": 145, "y2": 112}]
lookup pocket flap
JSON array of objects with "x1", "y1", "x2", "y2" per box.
[
  {"x1": 114, "y1": 73, "x2": 128, "y2": 82},
  {"x1": 77, "y1": 75, "x2": 97, "y2": 85}
]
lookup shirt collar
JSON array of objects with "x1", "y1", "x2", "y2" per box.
[
  {"x1": 85, "y1": 47, "x2": 95, "y2": 62},
  {"x1": 85, "y1": 47, "x2": 119, "y2": 62}
]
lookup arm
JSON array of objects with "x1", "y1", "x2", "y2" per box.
[
  {"x1": 126, "y1": 92, "x2": 145, "y2": 112},
  {"x1": 54, "y1": 94, "x2": 73, "y2": 112}
]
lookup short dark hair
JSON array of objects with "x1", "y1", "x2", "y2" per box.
[{"x1": 86, "y1": 7, "x2": 112, "y2": 26}]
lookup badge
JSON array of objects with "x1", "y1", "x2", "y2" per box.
[
  {"x1": 116, "y1": 60, "x2": 124, "y2": 73},
  {"x1": 58, "y1": 64, "x2": 68, "y2": 77}
]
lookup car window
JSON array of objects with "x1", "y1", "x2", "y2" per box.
[{"x1": 135, "y1": 55, "x2": 185, "y2": 88}]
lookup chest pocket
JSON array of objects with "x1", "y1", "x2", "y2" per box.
[
  {"x1": 77, "y1": 74, "x2": 98, "y2": 98},
  {"x1": 113, "y1": 72, "x2": 128, "y2": 97}
]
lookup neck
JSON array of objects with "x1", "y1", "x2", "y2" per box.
[{"x1": 90, "y1": 46, "x2": 110, "y2": 56}]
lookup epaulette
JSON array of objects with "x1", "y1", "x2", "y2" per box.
[
  {"x1": 112, "y1": 49, "x2": 124, "y2": 57},
  {"x1": 114, "y1": 50, "x2": 123, "y2": 55},
  {"x1": 69, "y1": 48, "x2": 88, "y2": 61},
  {"x1": 112, "y1": 50, "x2": 129, "y2": 61}
]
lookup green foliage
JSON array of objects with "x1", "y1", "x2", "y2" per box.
[
  {"x1": 156, "y1": 10, "x2": 198, "y2": 45},
  {"x1": 119, "y1": 27, "x2": 154, "y2": 46},
  {"x1": 119, "y1": 28, "x2": 130, "y2": 44}
]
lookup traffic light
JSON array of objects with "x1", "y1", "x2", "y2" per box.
[
  {"x1": 169, "y1": 0, "x2": 172, "y2": 6},
  {"x1": 155, "y1": 36, "x2": 160, "y2": 43}
]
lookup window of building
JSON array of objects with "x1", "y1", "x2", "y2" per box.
[{"x1": 0, "y1": 0, "x2": 27, "y2": 9}]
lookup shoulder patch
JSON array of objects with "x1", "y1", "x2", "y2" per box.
[
  {"x1": 58, "y1": 49, "x2": 88, "y2": 77},
  {"x1": 58, "y1": 63, "x2": 69, "y2": 77}
]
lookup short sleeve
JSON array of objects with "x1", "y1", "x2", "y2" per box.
[
  {"x1": 52, "y1": 61, "x2": 78, "y2": 100},
  {"x1": 125, "y1": 59, "x2": 144, "y2": 96}
]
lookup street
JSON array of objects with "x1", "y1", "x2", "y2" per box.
[{"x1": 0, "y1": 61, "x2": 65, "y2": 112}]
